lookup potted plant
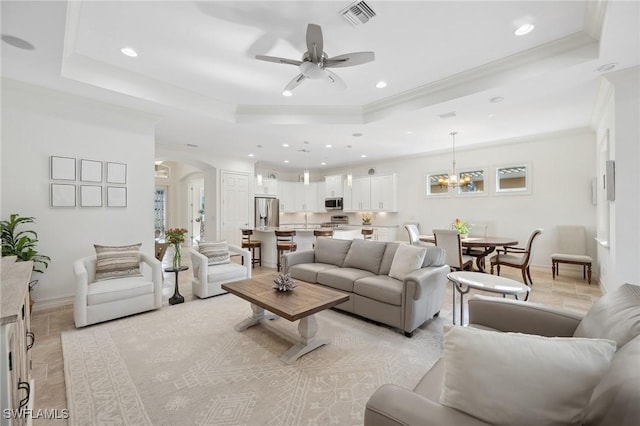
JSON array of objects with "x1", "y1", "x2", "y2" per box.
[
  {"x1": 1, "y1": 213, "x2": 51, "y2": 298},
  {"x1": 450, "y1": 218, "x2": 471, "y2": 239},
  {"x1": 362, "y1": 214, "x2": 372, "y2": 226}
]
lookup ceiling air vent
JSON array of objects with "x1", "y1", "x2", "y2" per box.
[{"x1": 341, "y1": 1, "x2": 377, "y2": 26}]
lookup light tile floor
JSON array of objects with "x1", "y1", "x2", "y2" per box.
[{"x1": 30, "y1": 255, "x2": 600, "y2": 425}]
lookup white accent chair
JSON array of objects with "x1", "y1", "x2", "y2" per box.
[
  {"x1": 433, "y1": 229, "x2": 474, "y2": 271},
  {"x1": 73, "y1": 253, "x2": 163, "y2": 327},
  {"x1": 189, "y1": 245, "x2": 251, "y2": 299},
  {"x1": 551, "y1": 225, "x2": 593, "y2": 284}
]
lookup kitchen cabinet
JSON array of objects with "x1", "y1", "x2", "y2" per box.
[
  {"x1": 372, "y1": 227, "x2": 398, "y2": 242},
  {"x1": 1, "y1": 257, "x2": 34, "y2": 426},
  {"x1": 256, "y1": 177, "x2": 277, "y2": 196},
  {"x1": 277, "y1": 181, "x2": 295, "y2": 212},
  {"x1": 293, "y1": 183, "x2": 320, "y2": 212},
  {"x1": 325, "y1": 175, "x2": 344, "y2": 198},
  {"x1": 344, "y1": 174, "x2": 397, "y2": 212}
]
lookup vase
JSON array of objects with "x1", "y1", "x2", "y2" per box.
[
  {"x1": 172, "y1": 244, "x2": 181, "y2": 268},
  {"x1": 460, "y1": 233, "x2": 468, "y2": 240}
]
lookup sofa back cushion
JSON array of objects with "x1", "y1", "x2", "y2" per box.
[
  {"x1": 422, "y1": 246, "x2": 447, "y2": 267},
  {"x1": 314, "y1": 237, "x2": 352, "y2": 267},
  {"x1": 343, "y1": 239, "x2": 387, "y2": 274},
  {"x1": 574, "y1": 283, "x2": 640, "y2": 347},
  {"x1": 378, "y1": 243, "x2": 399, "y2": 276},
  {"x1": 583, "y1": 334, "x2": 640, "y2": 425}
]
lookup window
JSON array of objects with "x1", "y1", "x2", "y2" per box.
[
  {"x1": 496, "y1": 165, "x2": 529, "y2": 193},
  {"x1": 457, "y1": 169, "x2": 486, "y2": 195},
  {"x1": 425, "y1": 173, "x2": 451, "y2": 196},
  {"x1": 154, "y1": 188, "x2": 166, "y2": 238}
]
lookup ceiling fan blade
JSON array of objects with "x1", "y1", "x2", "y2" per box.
[
  {"x1": 306, "y1": 24, "x2": 323, "y2": 63},
  {"x1": 255, "y1": 55, "x2": 302, "y2": 66},
  {"x1": 324, "y1": 52, "x2": 375, "y2": 68},
  {"x1": 284, "y1": 73, "x2": 307, "y2": 93},
  {"x1": 325, "y1": 69, "x2": 347, "y2": 90}
]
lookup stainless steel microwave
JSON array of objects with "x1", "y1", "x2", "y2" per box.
[{"x1": 325, "y1": 197, "x2": 343, "y2": 210}]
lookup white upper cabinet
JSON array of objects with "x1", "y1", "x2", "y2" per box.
[
  {"x1": 277, "y1": 181, "x2": 295, "y2": 212},
  {"x1": 371, "y1": 174, "x2": 397, "y2": 211},
  {"x1": 256, "y1": 177, "x2": 277, "y2": 196},
  {"x1": 325, "y1": 175, "x2": 344, "y2": 198}
]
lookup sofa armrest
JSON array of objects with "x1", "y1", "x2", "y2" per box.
[
  {"x1": 365, "y1": 384, "x2": 490, "y2": 426},
  {"x1": 468, "y1": 295, "x2": 583, "y2": 337},
  {"x1": 282, "y1": 250, "x2": 315, "y2": 274},
  {"x1": 73, "y1": 257, "x2": 92, "y2": 327},
  {"x1": 189, "y1": 247, "x2": 208, "y2": 285},
  {"x1": 404, "y1": 265, "x2": 449, "y2": 301},
  {"x1": 228, "y1": 244, "x2": 252, "y2": 279},
  {"x1": 140, "y1": 252, "x2": 163, "y2": 308}
]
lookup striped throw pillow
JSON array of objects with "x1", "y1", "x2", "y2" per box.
[
  {"x1": 94, "y1": 243, "x2": 143, "y2": 281},
  {"x1": 199, "y1": 240, "x2": 230, "y2": 266}
]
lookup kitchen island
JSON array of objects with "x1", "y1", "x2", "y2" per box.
[{"x1": 251, "y1": 224, "x2": 399, "y2": 269}]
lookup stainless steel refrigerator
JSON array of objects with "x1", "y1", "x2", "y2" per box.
[{"x1": 255, "y1": 197, "x2": 279, "y2": 228}]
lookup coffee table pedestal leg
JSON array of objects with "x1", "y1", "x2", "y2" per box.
[
  {"x1": 280, "y1": 315, "x2": 329, "y2": 365},
  {"x1": 235, "y1": 304, "x2": 278, "y2": 331}
]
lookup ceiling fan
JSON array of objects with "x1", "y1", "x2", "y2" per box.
[{"x1": 256, "y1": 23, "x2": 375, "y2": 95}]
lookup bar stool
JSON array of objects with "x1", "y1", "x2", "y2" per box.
[
  {"x1": 313, "y1": 229, "x2": 334, "y2": 248},
  {"x1": 275, "y1": 230, "x2": 297, "y2": 272},
  {"x1": 241, "y1": 229, "x2": 262, "y2": 267},
  {"x1": 361, "y1": 228, "x2": 374, "y2": 240}
]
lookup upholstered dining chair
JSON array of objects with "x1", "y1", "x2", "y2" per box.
[
  {"x1": 551, "y1": 225, "x2": 592, "y2": 284},
  {"x1": 465, "y1": 223, "x2": 488, "y2": 257},
  {"x1": 490, "y1": 228, "x2": 543, "y2": 287},
  {"x1": 404, "y1": 224, "x2": 420, "y2": 245},
  {"x1": 433, "y1": 229, "x2": 474, "y2": 271}
]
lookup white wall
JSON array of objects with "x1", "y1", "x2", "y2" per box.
[
  {"x1": 322, "y1": 128, "x2": 597, "y2": 269},
  {"x1": 1, "y1": 79, "x2": 157, "y2": 306}
]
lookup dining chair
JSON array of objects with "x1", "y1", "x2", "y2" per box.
[
  {"x1": 490, "y1": 228, "x2": 543, "y2": 287},
  {"x1": 551, "y1": 225, "x2": 592, "y2": 284},
  {"x1": 433, "y1": 229, "x2": 474, "y2": 271},
  {"x1": 404, "y1": 224, "x2": 420, "y2": 244},
  {"x1": 465, "y1": 223, "x2": 488, "y2": 257}
]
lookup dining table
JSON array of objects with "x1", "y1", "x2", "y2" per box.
[{"x1": 418, "y1": 235, "x2": 518, "y2": 272}]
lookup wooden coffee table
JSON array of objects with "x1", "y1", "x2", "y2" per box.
[{"x1": 222, "y1": 275, "x2": 349, "y2": 364}]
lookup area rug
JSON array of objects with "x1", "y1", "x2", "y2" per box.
[{"x1": 62, "y1": 295, "x2": 445, "y2": 425}]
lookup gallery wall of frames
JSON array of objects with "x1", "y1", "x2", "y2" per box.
[{"x1": 49, "y1": 156, "x2": 128, "y2": 208}]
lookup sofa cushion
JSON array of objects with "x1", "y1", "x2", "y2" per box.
[
  {"x1": 583, "y1": 334, "x2": 640, "y2": 425},
  {"x1": 354, "y1": 275, "x2": 403, "y2": 306},
  {"x1": 440, "y1": 325, "x2": 616, "y2": 426},
  {"x1": 389, "y1": 244, "x2": 427, "y2": 281},
  {"x1": 289, "y1": 263, "x2": 338, "y2": 283},
  {"x1": 343, "y1": 239, "x2": 387, "y2": 274},
  {"x1": 87, "y1": 276, "x2": 153, "y2": 305},
  {"x1": 574, "y1": 283, "x2": 640, "y2": 347},
  {"x1": 198, "y1": 240, "x2": 230, "y2": 265},
  {"x1": 378, "y1": 243, "x2": 399, "y2": 276},
  {"x1": 422, "y1": 246, "x2": 447, "y2": 267},
  {"x1": 94, "y1": 243, "x2": 143, "y2": 281},
  {"x1": 205, "y1": 262, "x2": 247, "y2": 283},
  {"x1": 317, "y1": 267, "x2": 374, "y2": 292},
  {"x1": 314, "y1": 238, "x2": 352, "y2": 267}
]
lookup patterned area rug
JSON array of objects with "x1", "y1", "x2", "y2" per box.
[{"x1": 62, "y1": 294, "x2": 444, "y2": 425}]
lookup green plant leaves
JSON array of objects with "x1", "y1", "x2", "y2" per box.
[{"x1": 1, "y1": 213, "x2": 50, "y2": 274}]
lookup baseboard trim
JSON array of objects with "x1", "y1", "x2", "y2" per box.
[{"x1": 32, "y1": 296, "x2": 74, "y2": 313}]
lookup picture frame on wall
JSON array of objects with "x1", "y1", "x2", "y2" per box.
[
  {"x1": 80, "y1": 185, "x2": 103, "y2": 207},
  {"x1": 51, "y1": 183, "x2": 76, "y2": 207},
  {"x1": 107, "y1": 186, "x2": 127, "y2": 207},
  {"x1": 50, "y1": 156, "x2": 76, "y2": 181},
  {"x1": 80, "y1": 159, "x2": 103, "y2": 182},
  {"x1": 106, "y1": 162, "x2": 127, "y2": 184}
]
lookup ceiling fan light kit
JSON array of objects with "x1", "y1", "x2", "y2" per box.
[{"x1": 256, "y1": 23, "x2": 375, "y2": 95}]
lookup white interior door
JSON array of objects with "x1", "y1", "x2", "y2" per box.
[
  {"x1": 188, "y1": 179, "x2": 205, "y2": 245},
  {"x1": 221, "y1": 171, "x2": 250, "y2": 247}
]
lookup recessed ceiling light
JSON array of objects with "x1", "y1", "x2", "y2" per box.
[
  {"x1": 488, "y1": 113, "x2": 495, "y2": 118},
  {"x1": 438, "y1": 111, "x2": 457, "y2": 119},
  {"x1": 248, "y1": 153, "x2": 255, "y2": 157},
  {"x1": 489, "y1": 96, "x2": 504, "y2": 103},
  {"x1": 283, "y1": 160, "x2": 289, "y2": 163},
  {"x1": 352, "y1": 133, "x2": 363, "y2": 137},
  {"x1": 282, "y1": 90, "x2": 293, "y2": 97},
  {"x1": 120, "y1": 47, "x2": 138, "y2": 57},
  {"x1": 360, "y1": 154, "x2": 367, "y2": 158},
  {"x1": 404, "y1": 130, "x2": 414, "y2": 135},
  {"x1": 321, "y1": 162, "x2": 327, "y2": 166},
  {"x1": 325, "y1": 144, "x2": 332, "y2": 148},
  {"x1": 375, "y1": 81, "x2": 387, "y2": 88},
  {"x1": 596, "y1": 63, "x2": 618, "y2": 72},
  {"x1": 282, "y1": 143, "x2": 289, "y2": 147},
  {"x1": 186, "y1": 143, "x2": 198, "y2": 148},
  {"x1": 514, "y1": 24, "x2": 535, "y2": 36}
]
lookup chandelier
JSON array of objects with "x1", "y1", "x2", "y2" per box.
[{"x1": 438, "y1": 131, "x2": 471, "y2": 188}]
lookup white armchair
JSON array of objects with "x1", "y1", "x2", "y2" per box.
[
  {"x1": 73, "y1": 252, "x2": 162, "y2": 327},
  {"x1": 189, "y1": 244, "x2": 251, "y2": 299}
]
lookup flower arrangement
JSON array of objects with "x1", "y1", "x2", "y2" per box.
[
  {"x1": 362, "y1": 214, "x2": 372, "y2": 226},
  {"x1": 273, "y1": 273, "x2": 296, "y2": 292},
  {"x1": 165, "y1": 227, "x2": 188, "y2": 268},
  {"x1": 450, "y1": 218, "x2": 470, "y2": 236}
]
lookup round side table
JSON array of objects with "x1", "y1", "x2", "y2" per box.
[{"x1": 165, "y1": 266, "x2": 188, "y2": 305}]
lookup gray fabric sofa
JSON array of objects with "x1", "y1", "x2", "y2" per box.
[
  {"x1": 282, "y1": 237, "x2": 450, "y2": 337},
  {"x1": 365, "y1": 283, "x2": 640, "y2": 426}
]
